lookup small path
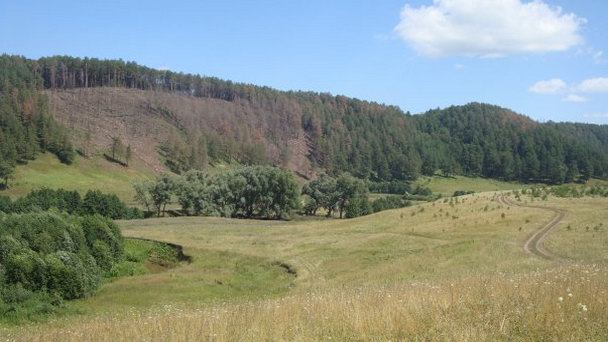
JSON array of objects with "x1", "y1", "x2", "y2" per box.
[{"x1": 497, "y1": 195, "x2": 566, "y2": 260}]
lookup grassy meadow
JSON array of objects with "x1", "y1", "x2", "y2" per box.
[
  {"x1": 415, "y1": 175, "x2": 535, "y2": 195},
  {"x1": 4, "y1": 154, "x2": 153, "y2": 204},
  {"x1": 3, "y1": 189, "x2": 608, "y2": 341}
]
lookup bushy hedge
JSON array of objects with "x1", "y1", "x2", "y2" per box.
[
  {"x1": 0, "y1": 188, "x2": 143, "y2": 219},
  {"x1": 0, "y1": 212, "x2": 124, "y2": 316}
]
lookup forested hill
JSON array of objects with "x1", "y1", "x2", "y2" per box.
[{"x1": 1, "y1": 54, "x2": 607, "y2": 185}]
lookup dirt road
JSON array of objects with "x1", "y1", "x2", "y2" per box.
[{"x1": 498, "y1": 195, "x2": 566, "y2": 260}]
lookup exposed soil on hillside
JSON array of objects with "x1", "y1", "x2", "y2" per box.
[{"x1": 47, "y1": 88, "x2": 315, "y2": 177}]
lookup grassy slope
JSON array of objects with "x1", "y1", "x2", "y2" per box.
[
  {"x1": 3, "y1": 154, "x2": 153, "y2": 203},
  {"x1": 6, "y1": 190, "x2": 608, "y2": 340},
  {"x1": 415, "y1": 175, "x2": 533, "y2": 195}
]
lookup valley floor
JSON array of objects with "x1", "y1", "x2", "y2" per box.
[{"x1": 3, "y1": 191, "x2": 608, "y2": 341}]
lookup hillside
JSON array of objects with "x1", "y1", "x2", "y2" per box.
[
  {"x1": 46, "y1": 87, "x2": 314, "y2": 177},
  {"x1": 2, "y1": 55, "x2": 608, "y2": 188}
]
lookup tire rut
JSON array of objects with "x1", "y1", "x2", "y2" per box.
[{"x1": 497, "y1": 194, "x2": 566, "y2": 261}]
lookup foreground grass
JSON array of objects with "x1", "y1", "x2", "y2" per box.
[
  {"x1": 6, "y1": 264, "x2": 607, "y2": 341},
  {"x1": 3, "y1": 192, "x2": 608, "y2": 340},
  {"x1": 3, "y1": 154, "x2": 152, "y2": 203}
]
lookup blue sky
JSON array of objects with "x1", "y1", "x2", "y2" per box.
[{"x1": 1, "y1": 0, "x2": 606, "y2": 124}]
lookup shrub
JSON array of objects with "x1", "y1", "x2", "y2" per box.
[
  {"x1": 0, "y1": 212, "x2": 124, "y2": 303},
  {"x1": 345, "y1": 197, "x2": 372, "y2": 218},
  {"x1": 371, "y1": 196, "x2": 410, "y2": 213}
]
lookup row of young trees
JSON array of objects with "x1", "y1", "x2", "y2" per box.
[
  {"x1": 0, "y1": 55, "x2": 75, "y2": 189},
  {"x1": 133, "y1": 166, "x2": 300, "y2": 219}
]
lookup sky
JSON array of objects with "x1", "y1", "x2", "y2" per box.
[{"x1": 1, "y1": 0, "x2": 607, "y2": 124}]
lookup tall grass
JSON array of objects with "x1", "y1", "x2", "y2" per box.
[{"x1": 6, "y1": 264, "x2": 607, "y2": 341}]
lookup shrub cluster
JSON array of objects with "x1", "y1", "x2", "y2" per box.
[
  {"x1": 0, "y1": 212, "x2": 124, "y2": 316},
  {"x1": 0, "y1": 188, "x2": 143, "y2": 219}
]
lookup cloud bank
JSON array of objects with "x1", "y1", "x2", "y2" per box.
[
  {"x1": 576, "y1": 78, "x2": 608, "y2": 93},
  {"x1": 529, "y1": 79, "x2": 567, "y2": 94},
  {"x1": 529, "y1": 77, "x2": 608, "y2": 103},
  {"x1": 395, "y1": 0, "x2": 584, "y2": 58},
  {"x1": 561, "y1": 94, "x2": 587, "y2": 103}
]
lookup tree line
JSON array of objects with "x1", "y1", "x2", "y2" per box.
[{"x1": 135, "y1": 167, "x2": 413, "y2": 220}]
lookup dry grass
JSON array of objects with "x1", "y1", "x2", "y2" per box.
[
  {"x1": 3, "y1": 192, "x2": 608, "y2": 341},
  {"x1": 6, "y1": 264, "x2": 607, "y2": 341}
]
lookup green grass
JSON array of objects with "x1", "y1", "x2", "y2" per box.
[
  {"x1": 415, "y1": 175, "x2": 533, "y2": 195},
  {"x1": 3, "y1": 154, "x2": 153, "y2": 203}
]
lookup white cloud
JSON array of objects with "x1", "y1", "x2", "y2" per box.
[
  {"x1": 529, "y1": 79, "x2": 567, "y2": 94},
  {"x1": 576, "y1": 77, "x2": 608, "y2": 93},
  {"x1": 561, "y1": 94, "x2": 587, "y2": 103},
  {"x1": 395, "y1": 0, "x2": 585, "y2": 58}
]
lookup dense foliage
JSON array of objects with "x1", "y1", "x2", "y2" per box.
[
  {"x1": 415, "y1": 104, "x2": 608, "y2": 183},
  {"x1": 302, "y1": 173, "x2": 368, "y2": 218},
  {"x1": 0, "y1": 55, "x2": 75, "y2": 189},
  {"x1": 134, "y1": 166, "x2": 300, "y2": 219},
  {"x1": 368, "y1": 181, "x2": 412, "y2": 195},
  {"x1": 0, "y1": 212, "x2": 123, "y2": 315},
  {"x1": 0, "y1": 188, "x2": 143, "y2": 219},
  {"x1": 302, "y1": 174, "x2": 413, "y2": 219},
  {"x1": 3, "y1": 55, "x2": 608, "y2": 185}
]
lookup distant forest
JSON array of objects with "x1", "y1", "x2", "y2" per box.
[{"x1": 1, "y1": 54, "x2": 608, "y2": 184}]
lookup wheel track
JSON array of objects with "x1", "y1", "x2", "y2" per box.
[{"x1": 497, "y1": 194, "x2": 566, "y2": 260}]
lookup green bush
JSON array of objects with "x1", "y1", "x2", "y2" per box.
[
  {"x1": 345, "y1": 197, "x2": 372, "y2": 218},
  {"x1": 0, "y1": 212, "x2": 124, "y2": 304},
  {"x1": 371, "y1": 195, "x2": 410, "y2": 213}
]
